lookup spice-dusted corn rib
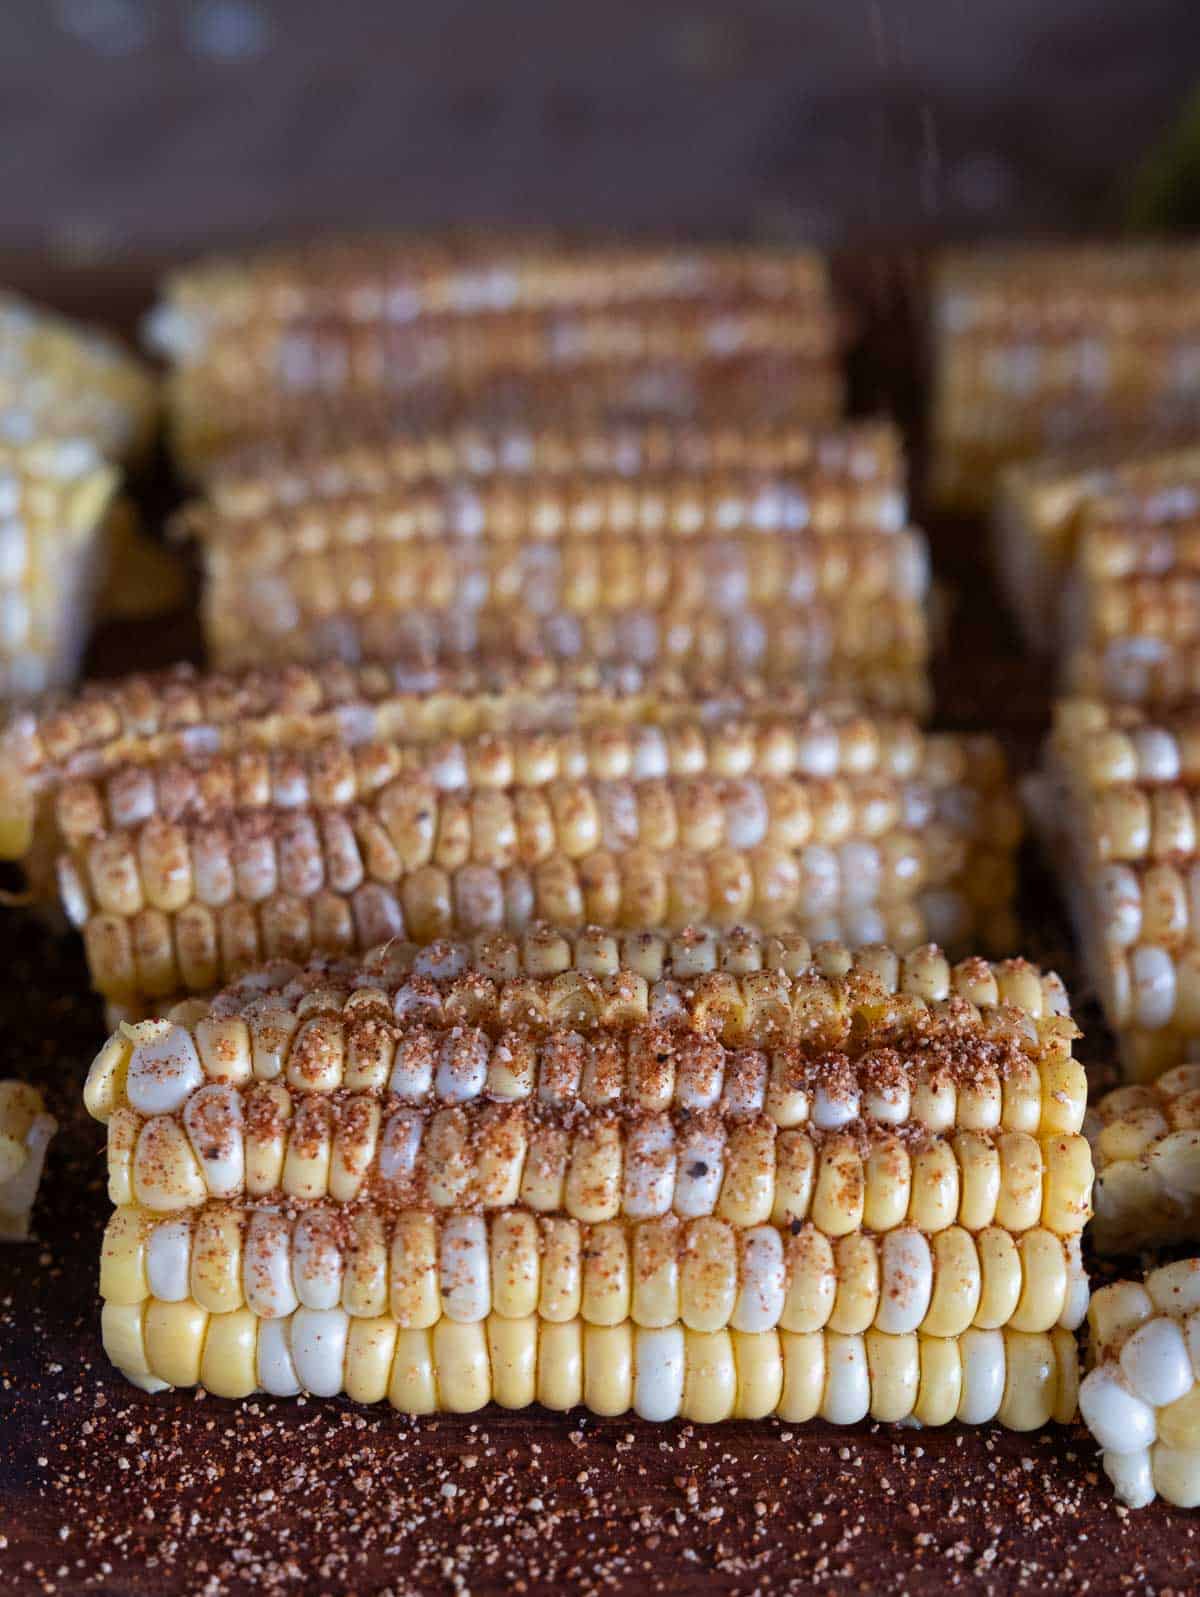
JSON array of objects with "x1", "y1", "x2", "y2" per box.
[
  {"x1": 1080, "y1": 1259, "x2": 1200, "y2": 1508},
  {"x1": 205, "y1": 419, "x2": 904, "y2": 530},
  {"x1": 0, "y1": 288, "x2": 156, "y2": 465},
  {"x1": 150, "y1": 236, "x2": 833, "y2": 355},
  {"x1": 1038, "y1": 697, "x2": 1200, "y2": 1080},
  {"x1": 199, "y1": 527, "x2": 927, "y2": 620},
  {"x1": 993, "y1": 444, "x2": 1200, "y2": 651},
  {"x1": 1065, "y1": 511, "x2": 1200, "y2": 704},
  {"x1": 171, "y1": 357, "x2": 845, "y2": 479},
  {"x1": 101, "y1": 1199, "x2": 1088, "y2": 1341},
  {"x1": 0, "y1": 1079, "x2": 56, "y2": 1240},
  {"x1": 1088, "y1": 1067, "x2": 1200, "y2": 1252},
  {"x1": 205, "y1": 593, "x2": 930, "y2": 709},
  {"x1": 929, "y1": 242, "x2": 1200, "y2": 512},
  {"x1": 0, "y1": 439, "x2": 121, "y2": 698},
  {"x1": 199, "y1": 523, "x2": 930, "y2": 684},
  {"x1": 100, "y1": 1294, "x2": 1080, "y2": 1427},
  {"x1": 84, "y1": 933, "x2": 1092, "y2": 1249},
  {"x1": 0, "y1": 658, "x2": 819, "y2": 874},
  {"x1": 57, "y1": 716, "x2": 1019, "y2": 1003},
  {"x1": 166, "y1": 303, "x2": 840, "y2": 474}
]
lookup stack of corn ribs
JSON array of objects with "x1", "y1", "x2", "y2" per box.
[
  {"x1": 0, "y1": 290, "x2": 157, "y2": 696},
  {"x1": 148, "y1": 237, "x2": 946, "y2": 707},
  {"x1": 148, "y1": 237, "x2": 844, "y2": 475},
  {"x1": 86, "y1": 932, "x2": 1092, "y2": 1423}
]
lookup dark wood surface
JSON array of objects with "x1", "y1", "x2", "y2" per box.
[{"x1": 1, "y1": 259, "x2": 1198, "y2": 1597}]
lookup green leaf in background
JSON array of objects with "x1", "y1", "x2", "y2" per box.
[{"x1": 1129, "y1": 85, "x2": 1200, "y2": 228}]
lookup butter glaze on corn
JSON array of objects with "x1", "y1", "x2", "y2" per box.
[
  {"x1": 0, "y1": 1079, "x2": 56, "y2": 1240},
  {"x1": 1080, "y1": 1259, "x2": 1200, "y2": 1508}
]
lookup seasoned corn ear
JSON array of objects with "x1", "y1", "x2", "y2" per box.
[
  {"x1": 993, "y1": 443, "x2": 1200, "y2": 651},
  {"x1": 0, "y1": 1079, "x2": 56, "y2": 1239},
  {"x1": 205, "y1": 418, "x2": 903, "y2": 530},
  {"x1": 102, "y1": 1200, "x2": 1088, "y2": 1337},
  {"x1": 100, "y1": 1296, "x2": 1080, "y2": 1427},
  {"x1": 0, "y1": 657, "x2": 817, "y2": 867},
  {"x1": 84, "y1": 933, "x2": 1091, "y2": 1241},
  {"x1": 930, "y1": 243, "x2": 1200, "y2": 511},
  {"x1": 1080, "y1": 1259, "x2": 1200, "y2": 1507},
  {"x1": 1089, "y1": 1067, "x2": 1200, "y2": 1251},
  {"x1": 1039, "y1": 698, "x2": 1200, "y2": 1079},
  {"x1": 0, "y1": 288, "x2": 155, "y2": 464},
  {"x1": 0, "y1": 439, "x2": 120, "y2": 698},
  {"x1": 150, "y1": 236, "x2": 833, "y2": 357},
  {"x1": 53, "y1": 715, "x2": 1018, "y2": 1001}
]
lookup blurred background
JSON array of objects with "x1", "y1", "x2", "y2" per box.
[{"x1": 1, "y1": 0, "x2": 1199, "y2": 267}]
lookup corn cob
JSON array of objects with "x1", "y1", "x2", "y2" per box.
[
  {"x1": 89, "y1": 933, "x2": 1089, "y2": 1421},
  {"x1": 1080, "y1": 1259, "x2": 1200, "y2": 1508},
  {"x1": 152, "y1": 236, "x2": 841, "y2": 473},
  {"x1": 195, "y1": 513, "x2": 929, "y2": 685},
  {"x1": 1037, "y1": 698, "x2": 1200, "y2": 1080},
  {"x1": 0, "y1": 438, "x2": 120, "y2": 698},
  {"x1": 170, "y1": 357, "x2": 845, "y2": 479},
  {"x1": 149, "y1": 236, "x2": 833, "y2": 358},
  {"x1": 99, "y1": 1199, "x2": 1086, "y2": 1339},
  {"x1": 52, "y1": 710, "x2": 1018, "y2": 1005},
  {"x1": 929, "y1": 243, "x2": 1200, "y2": 512},
  {"x1": 186, "y1": 461, "x2": 909, "y2": 550},
  {"x1": 0, "y1": 1079, "x2": 56, "y2": 1240},
  {"x1": 0, "y1": 288, "x2": 156, "y2": 465},
  {"x1": 0, "y1": 658, "x2": 821, "y2": 873},
  {"x1": 100, "y1": 1295, "x2": 1081, "y2": 1426},
  {"x1": 1088, "y1": 1067, "x2": 1200, "y2": 1252},
  {"x1": 205, "y1": 419, "x2": 904, "y2": 530},
  {"x1": 204, "y1": 592, "x2": 930, "y2": 711},
  {"x1": 993, "y1": 443, "x2": 1200, "y2": 651},
  {"x1": 1064, "y1": 509, "x2": 1200, "y2": 704}
]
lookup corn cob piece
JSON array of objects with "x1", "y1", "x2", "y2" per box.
[
  {"x1": 152, "y1": 239, "x2": 840, "y2": 472},
  {"x1": 1088, "y1": 1067, "x2": 1200, "y2": 1252},
  {"x1": 1080, "y1": 1259, "x2": 1200, "y2": 1508},
  {"x1": 101, "y1": 1198, "x2": 1088, "y2": 1341},
  {"x1": 1064, "y1": 508, "x2": 1200, "y2": 704},
  {"x1": 1037, "y1": 697, "x2": 1200, "y2": 1080},
  {"x1": 929, "y1": 242, "x2": 1200, "y2": 512},
  {"x1": 0, "y1": 658, "x2": 819, "y2": 876},
  {"x1": 994, "y1": 443, "x2": 1200, "y2": 651},
  {"x1": 0, "y1": 288, "x2": 156, "y2": 465},
  {"x1": 194, "y1": 509, "x2": 929, "y2": 683},
  {"x1": 0, "y1": 438, "x2": 120, "y2": 698},
  {"x1": 53, "y1": 709, "x2": 1018, "y2": 1005},
  {"x1": 150, "y1": 236, "x2": 833, "y2": 358},
  {"x1": 84, "y1": 932, "x2": 1091, "y2": 1239},
  {"x1": 171, "y1": 356, "x2": 845, "y2": 480},
  {"x1": 0, "y1": 1079, "x2": 56, "y2": 1240},
  {"x1": 205, "y1": 418, "x2": 904, "y2": 531},
  {"x1": 203, "y1": 592, "x2": 930, "y2": 711},
  {"x1": 99, "y1": 1294, "x2": 1081, "y2": 1426},
  {"x1": 89, "y1": 933, "x2": 1088, "y2": 1421}
]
